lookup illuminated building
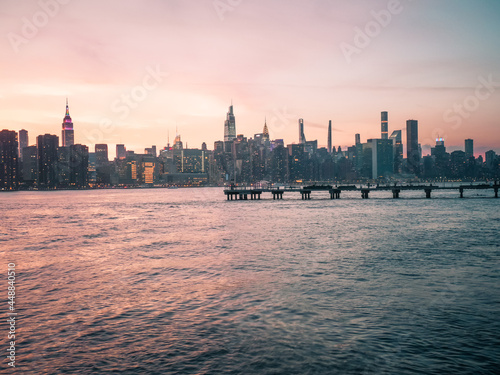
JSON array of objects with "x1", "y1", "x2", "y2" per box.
[
  {"x1": 224, "y1": 104, "x2": 236, "y2": 142},
  {"x1": 62, "y1": 99, "x2": 74, "y2": 147},
  {"x1": 263, "y1": 119, "x2": 270, "y2": 143},
  {"x1": 381, "y1": 111, "x2": 388, "y2": 140},
  {"x1": 0, "y1": 130, "x2": 19, "y2": 190},
  {"x1": 18, "y1": 129, "x2": 28, "y2": 161},
  {"x1": 22, "y1": 146, "x2": 38, "y2": 186},
  {"x1": 116, "y1": 144, "x2": 126, "y2": 160},
  {"x1": 37, "y1": 134, "x2": 59, "y2": 189},
  {"x1": 70, "y1": 144, "x2": 89, "y2": 188},
  {"x1": 57, "y1": 146, "x2": 71, "y2": 188}
]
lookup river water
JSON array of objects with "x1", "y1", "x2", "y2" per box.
[{"x1": 1, "y1": 188, "x2": 499, "y2": 374}]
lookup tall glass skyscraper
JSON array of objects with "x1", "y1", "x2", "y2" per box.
[
  {"x1": 18, "y1": 129, "x2": 28, "y2": 161},
  {"x1": 224, "y1": 104, "x2": 236, "y2": 142},
  {"x1": 298, "y1": 118, "x2": 306, "y2": 144},
  {"x1": 381, "y1": 111, "x2": 388, "y2": 140},
  {"x1": 390, "y1": 130, "x2": 403, "y2": 173},
  {"x1": 327, "y1": 120, "x2": 332, "y2": 153},
  {"x1": 406, "y1": 119, "x2": 419, "y2": 175}
]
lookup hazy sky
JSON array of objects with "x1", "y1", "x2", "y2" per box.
[{"x1": 1, "y1": 0, "x2": 499, "y2": 157}]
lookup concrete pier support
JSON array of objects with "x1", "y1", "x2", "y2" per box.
[
  {"x1": 459, "y1": 188, "x2": 464, "y2": 198},
  {"x1": 272, "y1": 191, "x2": 283, "y2": 200},
  {"x1": 361, "y1": 189, "x2": 369, "y2": 199},
  {"x1": 301, "y1": 191, "x2": 311, "y2": 200},
  {"x1": 425, "y1": 189, "x2": 432, "y2": 199},
  {"x1": 392, "y1": 189, "x2": 400, "y2": 199},
  {"x1": 329, "y1": 189, "x2": 340, "y2": 199},
  {"x1": 495, "y1": 187, "x2": 498, "y2": 198}
]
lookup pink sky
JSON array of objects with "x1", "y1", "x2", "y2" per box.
[{"x1": 1, "y1": 0, "x2": 499, "y2": 158}]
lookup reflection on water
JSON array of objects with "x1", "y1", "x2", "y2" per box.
[{"x1": 2, "y1": 188, "x2": 500, "y2": 374}]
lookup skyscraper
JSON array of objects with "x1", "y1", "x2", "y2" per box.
[
  {"x1": 406, "y1": 120, "x2": 420, "y2": 175},
  {"x1": 364, "y1": 138, "x2": 394, "y2": 179},
  {"x1": 95, "y1": 144, "x2": 109, "y2": 167},
  {"x1": 389, "y1": 130, "x2": 402, "y2": 173},
  {"x1": 0, "y1": 130, "x2": 19, "y2": 190},
  {"x1": 381, "y1": 111, "x2": 388, "y2": 140},
  {"x1": 224, "y1": 104, "x2": 236, "y2": 142},
  {"x1": 298, "y1": 118, "x2": 306, "y2": 144},
  {"x1": 57, "y1": 146, "x2": 71, "y2": 188},
  {"x1": 465, "y1": 139, "x2": 474, "y2": 159},
  {"x1": 22, "y1": 146, "x2": 37, "y2": 186},
  {"x1": 70, "y1": 144, "x2": 89, "y2": 188},
  {"x1": 37, "y1": 134, "x2": 59, "y2": 189},
  {"x1": 62, "y1": 99, "x2": 74, "y2": 147},
  {"x1": 18, "y1": 129, "x2": 28, "y2": 161},
  {"x1": 355, "y1": 133, "x2": 361, "y2": 146},
  {"x1": 263, "y1": 119, "x2": 270, "y2": 142},
  {"x1": 327, "y1": 120, "x2": 332, "y2": 154},
  {"x1": 116, "y1": 144, "x2": 127, "y2": 160}
]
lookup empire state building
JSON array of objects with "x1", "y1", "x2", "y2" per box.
[{"x1": 62, "y1": 99, "x2": 74, "y2": 147}]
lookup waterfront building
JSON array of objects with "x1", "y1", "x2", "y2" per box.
[
  {"x1": 389, "y1": 130, "x2": 402, "y2": 173},
  {"x1": 18, "y1": 129, "x2": 28, "y2": 161},
  {"x1": 37, "y1": 134, "x2": 59, "y2": 189},
  {"x1": 406, "y1": 120, "x2": 420, "y2": 175},
  {"x1": 22, "y1": 146, "x2": 38, "y2": 187},
  {"x1": 465, "y1": 139, "x2": 474, "y2": 159},
  {"x1": 0, "y1": 129, "x2": 19, "y2": 190}
]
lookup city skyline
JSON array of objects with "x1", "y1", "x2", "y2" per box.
[
  {"x1": 1, "y1": 1, "x2": 500, "y2": 157},
  {"x1": 10, "y1": 100, "x2": 500, "y2": 160}
]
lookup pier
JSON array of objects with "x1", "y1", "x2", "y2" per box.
[{"x1": 224, "y1": 182, "x2": 500, "y2": 200}]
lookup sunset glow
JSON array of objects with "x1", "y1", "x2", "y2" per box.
[{"x1": 1, "y1": 0, "x2": 499, "y2": 157}]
